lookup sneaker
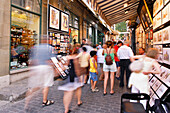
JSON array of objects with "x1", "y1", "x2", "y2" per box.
[{"x1": 92, "y1": 87, "x2": 99, "y2": 92}]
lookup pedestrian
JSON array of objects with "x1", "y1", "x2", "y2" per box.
[
  {"x1": 89, "y1": 51, "x2": 99, "y2": 92},
  {"x1": 58, "y1": 48, "x2": 83, "y2": 113},
  {"x1": 117, "y1": 41, "x2": 134, "y2": 88},
  {"x1": 79, "y1": 47, "x2": 90, "y2": 84},
  {"x1": 114, "y1": 41, "x2": 123, "y2": 80},
  {"x1": 97, "y1": 44, "x2": 106, "y2": 81},
  {"x1": 128, "y1": 48, "x2": 161, "y2": 109},
  {"x1": 139, "y1": 47, "x2": 145, "y2": 55},
  {"x1": 25, "y1": 38, "x2": 55, "y2": 109},
  {"x1": 81, "y1": 38, "x2": 86, "y2": 47},
  {"x1": 103, "y1": 41, "x2": 117, "y2": 95}
]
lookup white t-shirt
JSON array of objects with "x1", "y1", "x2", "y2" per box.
[
  {"x1": 97, "y1": 48, "x2": 104, "y2": 63},
  {"x1": 117, "y1": 45, "x2": 134, "y2": 59}
]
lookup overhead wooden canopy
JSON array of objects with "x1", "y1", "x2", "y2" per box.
[{"x1": 96, "y1": 0, "x2": 140, "y2": 25}]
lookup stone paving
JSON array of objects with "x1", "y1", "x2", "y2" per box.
[
  {"x1": 0, "y1": 65, "x2": 130, "y2": 113},
  {"x1": 0, "y1": 78, "x2": 130, "y2": 113}
]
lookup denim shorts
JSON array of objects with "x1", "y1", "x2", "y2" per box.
[
  {"x1": 115, "y1": 61, "x2": 120, "y2": 67},
  {"x1": 90, "y1": 72, "x2": 98, "y2": 81},
  {"x1": 103, "y1": 62, "x2": 117, "y2": 72}
]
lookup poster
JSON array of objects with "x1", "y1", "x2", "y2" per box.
[
  {"x1": 156, "y1": 84, "x2": 168, "y2": 98},
  {"x1": 49, "y1": 6, "x2": 60, "y2": 30},
  {"x1": 61, "y1": 12, "x2": 69, "y2": 32},
  {"x1": 162, "y1": 5, "x2": 169, "y2": 24},
  {"x1": 153, "y1": 0, "x2": 163, "y2": 16},
  {"x1": 162, "y1": 26, "x2": 170, "y2": 44},
  {"x1": 163, "y1": 48, "x2": 170, "y2": 65},
  {"x1": 149, "y1": 76, "x2": 158, "y2": 87}
]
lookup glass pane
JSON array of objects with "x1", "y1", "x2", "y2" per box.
[
  {"x1": 12, "y1": 0, "x2": 40, "y2": 13},
  {"x1": 11, "y1": 7, "x2": 40, "y2": 69}
]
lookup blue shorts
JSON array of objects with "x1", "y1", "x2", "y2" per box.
[
  {"x1": 90, "y1": 72, "x2": 98, "y2": 81},
  {"x1": 116, "y1": 61, "x2": 120, "y2": 67}
]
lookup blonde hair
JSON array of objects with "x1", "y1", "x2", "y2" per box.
[{"x1": 146, "y1": 48, "x2": 159, "y2": 59}]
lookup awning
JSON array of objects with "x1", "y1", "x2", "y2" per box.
[{"x1": 96, "y1": 0, "x2": 140, "y2": 25}]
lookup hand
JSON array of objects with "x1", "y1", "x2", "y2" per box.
[{"x1": 143, "y1": 71, "x2": 151, "y2": 75}]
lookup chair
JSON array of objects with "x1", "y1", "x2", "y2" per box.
[{"x1": 121, "y1": 93, "x2": 150, "y2": 113}]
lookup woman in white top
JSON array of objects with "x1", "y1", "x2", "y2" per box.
[
  {"x1": 129, "y1": 48, "x2": 161, "y2": 109},
  {"x1": 129, "y1": 48, "x2": 161, "y2": 94}
]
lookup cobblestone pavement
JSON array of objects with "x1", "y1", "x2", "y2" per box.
[
  {"x1": 0, "y1": 65, "x2": 130, "y2": 113},
  {"x1": 0, "y1": 78, "x2": 130, "y2": 113}
]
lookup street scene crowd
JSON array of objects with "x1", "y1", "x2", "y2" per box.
[{"x1": 24, "y1": 38, "x2": 161, "y2": 113}]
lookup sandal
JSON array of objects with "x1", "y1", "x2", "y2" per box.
[
  {"x1": 78, "y1": 102, "x2": 83, "y2": 107},
  {"x1": 42, "y1": 100, "x2": 55, "y2": 107}
]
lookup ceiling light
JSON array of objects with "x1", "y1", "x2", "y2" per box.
[
  {"x1": 26, "y1": 6, "x2": 30, "y2": 10},
  {"x1": 124, "y1": 3, "x2": 128, "y2": 7}
]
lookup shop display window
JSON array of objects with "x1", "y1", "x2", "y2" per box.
[
  {"x1": 12, "y1": 0, "x2": 40, "y2": 14},
  {"x1": 10, "y1": 7, "x2": 40, "y2": 69}
]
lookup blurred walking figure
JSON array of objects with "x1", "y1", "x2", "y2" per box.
[
  {"x1": 25, "y1": 40, "x2": 55, "y2": 109},
  {"x1": 97, "y1": 44, "x2": 106, "y2": 81},
  {"x1": 129, "y1": 48, "x2": 161, "y2": 108},
  {"x1": 139, "y1": 47, "x2": 145, "y2": 55},
  {"x1": 117, "y1": 41, "x2": 134, "y2": 88},
  {"x1": 58, "y1": 48, "x2": 83, "y2": 113},
  {"x1": 79, "y1": 47, "x2": 90, "y2": 84},
  {"x1": 89, "y1": 51, "x2": 99, "y2": 92},
  {"x1": 114, "y1": 41, "x2": 123, "y2": 80},
  {"x1": 103, "y1": 41, "x2": 117, "y2": 95}
]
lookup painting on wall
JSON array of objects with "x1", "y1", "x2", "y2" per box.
[
  {"x1": 61, "y1": 12, "x2": 69, "y2": 32},
  {"x1": 163, "y1": 48, "x2": 170, "y2": 65},
  {"x1": 49, "y1": 6, "x2": 60, "y2": 30}
]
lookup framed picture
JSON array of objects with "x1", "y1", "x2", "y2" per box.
[
  {"x1": 163, "y1": 48, "x2": 170, "y2": 65},
  {"x1": 153, "y1": 44, "x2": 163, "y2": 53},
  {"x1": 153, "y1": 0, "x2": 163, "y2": 16},
  {"x1": 155, "y1": 84, "x2": 168, "y2": 98},
  {"x1": 149, "y1": 76, "x2": 157, "y2": 87},
  {"x1": 61, "y1": 12, "x2": 69, "y2": 32},
  {"x1": 157, "y1": 30, "x2": 163, "y2": 44},
  {"x1": 162, "y1": 26, "x2": 170, "y2": 44},
  {"x1": 49, "y1": 5, "x2": 60, "y2": 30},
  {"x1": 152, "y1": 80, "x2": 162, "y2": 93},
  {"x1": 158, "y1": 53, "x2": 163, "y2": 62},
  {"x1": 162, "y1": 5, "x2": 169, "y2": 24}
]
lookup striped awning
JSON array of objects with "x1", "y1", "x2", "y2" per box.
[{"x1": 96, "y1": 0, "x2": 140, "y2": 25}]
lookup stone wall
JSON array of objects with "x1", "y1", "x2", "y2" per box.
[{"x1": 0, "y1": 0, "x2": 11, "y2": 88}]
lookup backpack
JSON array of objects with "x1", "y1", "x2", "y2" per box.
[{"x1": 105, "y1": 48, "x2": 113, "y2": 65}]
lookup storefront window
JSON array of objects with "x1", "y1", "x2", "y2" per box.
[
  {"x1": 10, "y1": 7, "x2": 40, "y2": 69},
  {"x1": 65, "y1": 9, "x2": 79, "y2": 43},
  {"x1": 12, "y1": 0, "x2": 40, "y2": 13}
]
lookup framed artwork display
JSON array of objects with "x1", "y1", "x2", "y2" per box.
[
  {"x1": 49, "y1": 5, "x2": 60, "y2": 30},
  {"x1": 162, "y1": 26, "x2": 170, "y2": 44},
  {"x1": 153, "y1": 44, "x2": 163, "y2": 53},
  {"x1": 149, "y1": 76, "x2": 158, "y2": 87},
  {"x1": 156, "y1": 84, "x2": 168, "y2": 98},
  {"x1": 162, "y1": 5, "x2": 169, "y2": 24},
  {"x1": 158, "y1": 53, "x2": 163, "y2": 62},
  {"x1": 152, "y1": 80, "x2": 162, "y2": 93},
  {"x1": 61, "y1": 12, "x2": 69, "y2": 32},
  {"x1": 153, "y1": 0, "x2": 163, "y2": 16},
  {"x1": 163, "y1": 48, "x2": 170, "y2": 65},
  {"x1": 155, "y1": 12, "x2": 162, "y2": 29}
]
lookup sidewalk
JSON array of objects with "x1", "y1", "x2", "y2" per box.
[{"x1": 0, "y1": 67, "x2": 130, "y2": 113}]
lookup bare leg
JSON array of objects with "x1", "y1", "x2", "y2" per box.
[
  {"x1": 104, "y1": 72, "x2": 109, "y2": 93},
  {"x1": 76, "y1": 88, "x2": 82, "y2": 104},
  {"x1": 43, "y1": 87, "x2": 49, "y2": 103},
  {"x1": 116, "y1": 67, "x2": 120, "y2": 77},
  {"x1": 99, "y1": 67, "x2": 104, "y2": 80},
  {"x1": 93, "y1": 81, "x2": 97, "y2": 89},
  {"x1": 110, "y1": 72, "x2": 115, "y2": 93},
  {"x1": 63, "y1": 91, "x2": 74, "y2": 113},
  {"x1": 84, "y1": 75, "x2": 87, "y2": 84},
  {"x1": 91, "y1": 80, "x2": 94, "y2": 89},
  {"x1": 25, "y1": 87, "x2": 40, "y2": 109}
]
